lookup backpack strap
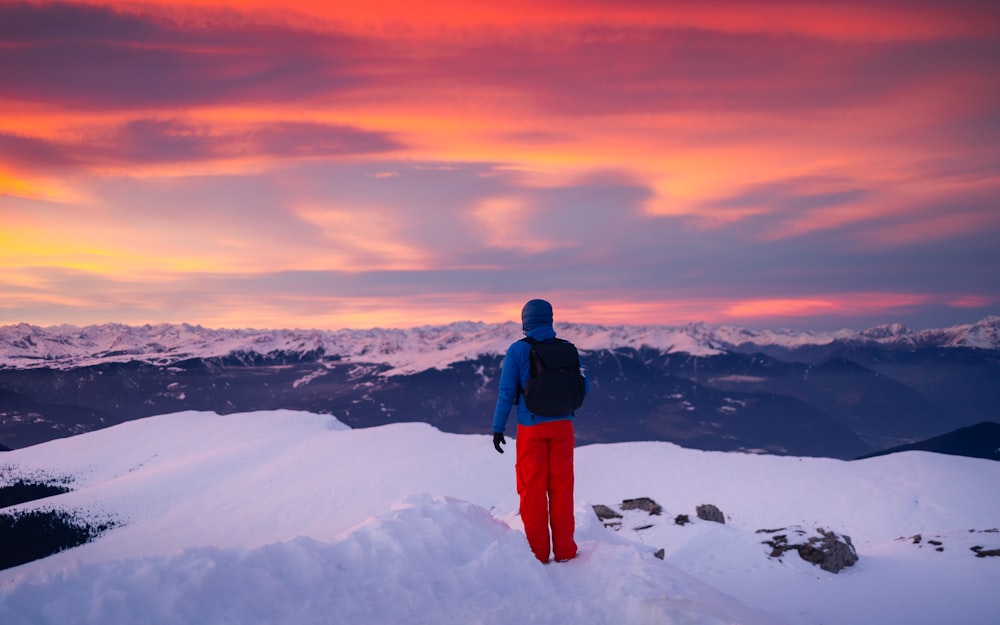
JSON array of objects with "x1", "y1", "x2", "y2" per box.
[{"x1": 513, "y1": 336, "x2": 537, "y2": 406}]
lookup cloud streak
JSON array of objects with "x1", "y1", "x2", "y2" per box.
[
  {"x1": 0, "y1": 120, "x2": 403, "y2": 172},
  {"x1": 0, "y1": 2, "x2": 378, "y2": 109}
]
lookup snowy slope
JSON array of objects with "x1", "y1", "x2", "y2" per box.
[
  {"x1": 2, "y1": 411, "x2": 998, "y2": 625},
  {"x1": 1, "y1": 316, "x2": 998, "y2": 372}
]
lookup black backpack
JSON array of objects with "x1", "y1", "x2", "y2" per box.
[{"x1": 516, "y1": 337, "x2": 586, "y2": 417}]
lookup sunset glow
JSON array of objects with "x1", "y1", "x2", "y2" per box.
[{"x1": 1, "y1": 0, "x2": 998, "y2": 330}]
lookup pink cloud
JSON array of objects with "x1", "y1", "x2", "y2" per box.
[
  {"x1": 1, "y1": 1, "x2": 996, "y2": 330},
  {"x1": 723, "y1": 294, "x2": 931, "y2": 322}
]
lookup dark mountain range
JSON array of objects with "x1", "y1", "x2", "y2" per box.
[
  {"x1": 859, "y1": 421, "x2": 1000, "y2": 461},
  {"x1": 0, "y1": 318, "x2": 997, "y2": 459}
]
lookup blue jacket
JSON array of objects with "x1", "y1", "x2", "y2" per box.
[{"x1": 491, "y1": 325, "x2": 589, "y2": 434}]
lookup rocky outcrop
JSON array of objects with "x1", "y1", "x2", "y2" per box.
[
  {"x1": 592, "y1": 498, "x2": 865, "y2": 573},
  {"x1": 621, "y1": 497, "x2": 662, "y2": 515},
  {"x1": 758, "y1": 526, "x2": 858, "y2": 573},
  {"x1": 592, "y1": 498, "x2": 662, "y2": 532},
  {"x1": 696, "y1": 504, "x2": 725, "y2": 524},
  {"x1": 592, "y1": 504, "x2": 623, "y2": 529},
  {"x1": 971, "y1": 546, "x2": 1000, "y2": 558},
  {"x1": 593, "y1": 498, "x2": 725, "y2": 532},
  {"x1": 898, "y1": 528, "x2": 999, "y2": 557}
]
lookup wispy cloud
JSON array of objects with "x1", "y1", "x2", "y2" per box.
[
  {"x1": 0, "y1": 2, "x2": 377, "y2": 109},
  {"x1": 0, "y1": 120, "x2": 402, "y2": 174}
]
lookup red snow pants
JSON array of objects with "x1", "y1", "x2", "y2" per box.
[{"x1": 516, "y1": 419, "x2": 578, "y2": 563}]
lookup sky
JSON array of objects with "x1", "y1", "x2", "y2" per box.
[{"x1": 1, "y1": 0, "x2": 998, "y2": 331}]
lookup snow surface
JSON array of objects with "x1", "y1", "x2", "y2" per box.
[
  {"x1": 2, "y1": 316, "x2": 998, "y2": 372},
  {"x1": 2, "y1": 410, "x2": 998, "y2": 625}
]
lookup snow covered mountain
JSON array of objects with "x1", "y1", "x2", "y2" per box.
[
  {"x1": 1, "y1": 317, "x2": 998, "y2": 457},
  {"x1": 2, "y1": 410, "x2": 998, "y2": 625},
  {"x1": 1, "y1": 316, "x2": 998, "y2": 372}
]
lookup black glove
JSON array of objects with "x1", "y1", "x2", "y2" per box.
[{"x1": 493, "y1": 432, "x2": 506, "y2": 454}]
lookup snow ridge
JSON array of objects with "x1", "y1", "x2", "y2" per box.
[
  {"x1": 2, "y1": 410, "x2": 999, "y2": 625},
  {"x1": 0, "y1": 316, "x2": 997, "y2": 372}
]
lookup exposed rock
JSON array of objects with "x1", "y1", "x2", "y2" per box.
[
  {"x1": 675, "y1": 514, "x2": 690, "y2": 526},
  {"x1": 759, "y1": 526, "x2": 858, "y2": 573},
  {"x1": 653, "y1": 548, "x2": 665, "y2": 560},
  {"x1": 896, "y1": 527, "x2": 1000, "y2": 558},
  {"x1": 595, "y1": 498, "x2": 665, "y2": 531},
  {"x1": 898, "y1": 529, "x2": 1000, "y2": 556},
  {"x1": 973, "y1": 528, "x2": 1000, "y2": 557},
  {"x1": 622, "y1": 497, "x2": 662, "y2": 515},
  {"x1": 696, "y1": 503, "x2": 725, "y2": 524},
  {"x1": 592, "y1": 504, "x2": 622, "y2": 521},
  {"x1": 972, "y1": 546, "x2": 1000, "y2": 558},
  {"x1": 592, "y1": 504, "x2": 623, "y2": 529}
]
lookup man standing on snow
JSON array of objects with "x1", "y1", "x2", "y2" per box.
[{"x1": 492, "y1": 299, "x2": 588, "y2": 563}]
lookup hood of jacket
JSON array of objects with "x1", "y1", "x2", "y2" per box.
[
  {"x1": 521, "y1": 298, "x2": 554, "y2": 332},
  {"x1": 524, "y1": 325, "x2": 556, "y2": 341}
]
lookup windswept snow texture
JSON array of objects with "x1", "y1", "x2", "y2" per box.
[{"x1": 1, "y1": 410, "x2": 999, "y2": 625}]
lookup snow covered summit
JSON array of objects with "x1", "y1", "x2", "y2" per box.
[
  {"x1": 1, "y1": 316, "x2": 997, "y2": 372},
  {"x1": 2, "y1": 410, "x2": 998, "y2": 625}
]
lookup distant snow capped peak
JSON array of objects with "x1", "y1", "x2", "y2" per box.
[
  {"x1": 963, "y1": 315, "x2": 1000, "y2": 349},
  {"x1": 0, "y1": 316, "x2": 997, "y2": 371},
  {"x1": 859, "y1": 323, "x2": 911, "y2": 340}
]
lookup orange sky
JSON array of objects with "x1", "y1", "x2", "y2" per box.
[{"x1": 1, "y1": 0, "x2": 998, "y2": 330}]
